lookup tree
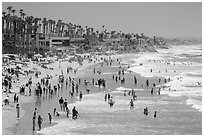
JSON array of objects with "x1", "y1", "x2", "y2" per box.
[
  {"x1": 2, "y1": 11, "x2": 6, "y2": 33},
  {"x1": 42, "y1": 17, "x2": 47, "y2": 37},
  {"x1": 102, "y1": 25, "x2": 105, "y2": 33},
  {"x1": 7, "y1": 6, "x2": 12, "y2": 15},
  {"x1": 11, "y1": 9, "x2": 16, "y2": 16}
]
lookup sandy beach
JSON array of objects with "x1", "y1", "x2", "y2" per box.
[
  {"x1": 2, "y1": 54, "x2": 102, "y2": 134},
  {"x1": 2, "y1": 44, "x2": 202, "y2": 135}
]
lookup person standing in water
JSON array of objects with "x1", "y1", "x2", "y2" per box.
[
  {"x1": 37, "y1": 115, "x2": 43, "y2": 130},
  {"x1": 48, "y1": 113, "x2": 52, "y2": 124},
  {"x1": 32, "y1": 116, "x2": 36, "y2": 131},
  {"x1": 146, "y1": 79, "x2": 149, "y2": 87},
  {"x1": 59, "y1": 97, "x2": 64, "y2": 111},
  {"x1": 129, "y1": 99, "x2": 134, "y2": 109},
  {"x1": 53, "y1": 108, "x2": 56, "y2": 116},
  {"x1": 63, "y1": 99, "x2": 68, "y2": 112},
  {"x1": 151, "y1": 88, "x2": 154, "y2": 95},
  {"x1": 134, "y1": 76, "x2": 137, "y2": 85},
  {"x1": 108, "y1": 97, "x2": 114, "y2": 107},
  {"x1": 153, "y1": 111, "x2": 157, "y2": 118},
  {"x1": 157, "y1": 88, "x2": 161, "y2": 95},
  {"x1": 16, "y1": 104, "x2": 20, "y2": 118},
  {"x1": 79, "y1": 91, "x2": 83, "y2": 101},
  {"x1": 66, "y1": 107, "x2": 69, "y2": 118}
]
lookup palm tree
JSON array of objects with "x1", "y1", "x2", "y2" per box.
[
  {"x1": 11, "y1": 9, "x2": 16, "y2": 16},
  {"x1": 21, "y1": 12, "x2": 26, "y2": 20},
  {"x1": 33, "y1": 17, "x2": 41, "y2": 52},
  {"x1": 25, "y1": 16, "x2": 34, "y2": 51},
  {"x1": 11, "y1": 15, "x2": 18, "y2": 46},
  {"x1": 42, "y1": 17, "x2": 47, "y2": 37},
  {"x1": 61, "y1": 22, "x2": 65, "y2": 36},
  {"x1": 20, "y1": 9, "x2": 23, "y2": 14},
  {"x1": 153, "y1": 36, "x2": 156, "y2": 45},
  {"x1": 96, "y1": 30, "x2": 99, "y2": 38},
  {"x1": 47, "y1": 19, "x2": 52, "y2": 36},
  {"x1": 56, "y1": 20, "x2": 62, "y2": 36},
  {"x1": 52, "y1": 20, "x2": 56, "y2": 36},
  {"x1": 2, "y1": 11, "x2": 6, "y2": 33},
  {"x1": 5, "y1": 14, "x2": 12, "y2": 37},
  {"x1": 19, "y1": 9, "x2": 26, "y2": 50},
  {"x1": 102, "y1": 25, "x2": 105, "y2": 33},
  {"x1": 7, "y1": 6, "x2": 12, "y2": 15}
]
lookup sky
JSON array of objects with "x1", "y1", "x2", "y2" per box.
[{"x1": 2, "y1": 2, "x2": 202, "y2": 38}]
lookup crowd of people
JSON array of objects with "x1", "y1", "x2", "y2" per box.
[{"x1": 2, "y1": 53, "x2": 170, "y2": 133}]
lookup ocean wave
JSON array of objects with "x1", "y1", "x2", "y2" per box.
[
  {"x1": 116, "y1": 87, "x2": 144, "y2": 92},
  {"x1": 186, "y1": 98, "x2": 202, "y2": 112},
  {"x1": 180, "y1": 72, "x2": 202, "y2": 78}
]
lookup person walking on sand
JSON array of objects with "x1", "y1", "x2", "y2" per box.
[
  {"x1": 63, "y1": 99, "x2": 68, "y2": 112},
  {"x1": 72, "y1": 106, "x2": 79, "y2": 120},
  {"x1": 48, "y1": 113, "x2": 52, "y2": 124},
  {"x1": 37, "y1": 115, "x2": 43, "y2": 130},
  {"x1": 16, "y1": 104, "x2": 20, "y2": 118}
]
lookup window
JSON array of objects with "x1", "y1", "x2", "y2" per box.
[
  {"x1": 46, "y1": 41, "x2": 50, "y2": 46},
  {"x1": 52, "y1": 39, "x2": 62, "y2": 42}
]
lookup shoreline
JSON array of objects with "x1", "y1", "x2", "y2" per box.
[
  {"x1": 2, "y1": 45, "x2": 202, "y2": 135},
  {"x1": 35, "y1": 45, "x2": 202, "y2": 135},
  {"x1": 127, "y1": 45, "x2": 202, "y2": 112}
]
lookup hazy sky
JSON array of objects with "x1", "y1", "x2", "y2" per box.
[{"x1": 2, "y1": 2, "x2": 202, "y2": 38}]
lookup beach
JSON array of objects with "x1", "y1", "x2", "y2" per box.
[{"x1": 2, "y1": 44, "x2": 202, "y2": 135}]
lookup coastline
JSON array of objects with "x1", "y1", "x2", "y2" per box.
[
  {"x1": 37, "y1": 45, "x2": 202, "y2": 135},
  {"x1": 2, "y1": 45, "x2": 202, "y2": 135}
]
